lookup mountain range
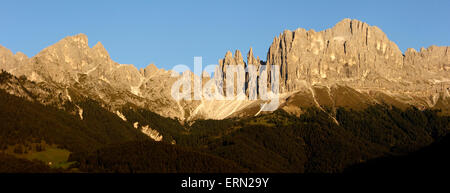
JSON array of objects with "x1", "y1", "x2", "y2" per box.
[{"x1": 0, "y1": 18, "x2": 449, "y2": 173}]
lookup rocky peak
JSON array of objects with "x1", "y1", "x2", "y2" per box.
[
  {"x1": 142, "y1": 63, "x2": 159, "y2": 77},
  {"x1": 223, "y1": 50, "x2": 233, "y2": 64},
  {"x1": 0, "y1": 45, "x2": 13, "y2": 56},
  {"x1": 0, "y1": 45, "x2": 29, "y2": 72},
  {"x1": 404, "y1": 45, "x2": 450, "y2": 73},
  {"x1": 234, "y1": 50, "x2": 244, "y2": 66},
  {"x1": 247, "y1": 47, "x2": 258, "y2": 65},
  {"x1": 0, "y1": 34, "x2": 150, "y2": 94},
  {"x1": 64, "y1": 33, "x2": 89, "y2": 47},
  {"x1": 266, "y1": 18, "x2": 443, "y2": 92},
  {"x1": 39, "y1": 33, "x2": 90, "y2": 54},
  {"x1": 220, "y1": 50, "x2": 245, "y2": 67},
  {"x1": 0, "y1": 45, "x2": 14, "y2": 67},
  {"x1": 201, "y1": 70, "x2": 210, "y2": 78},
  {"x1": 14, "y1": 52, "x2": 28, "y2": 61},
  {"x1": 92, "y1": 41, "x2": 110, "y2": 58},
  {"x1": 34, "y1": 33, "x2": 93, "y2": 66},
  {"x1": 215, "y1": 48, "x2": 265, "y2": 99}
]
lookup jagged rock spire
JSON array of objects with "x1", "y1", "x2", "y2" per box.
[
  {"x1": 234, "y1": 50, "x2": 244, "y2": 66},
  {"x1": 247, "y1": 47, "x2": 257, "y2": 65}
]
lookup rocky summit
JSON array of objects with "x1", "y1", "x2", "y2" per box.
[{"x1": 1, "y1": 19, "x2": 449, "y2": 122}]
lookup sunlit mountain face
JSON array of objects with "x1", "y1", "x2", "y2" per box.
[{"x1": 0, "y1": 18, "x2": 449, "y2": 174}]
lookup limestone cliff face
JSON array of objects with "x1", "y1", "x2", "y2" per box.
[
  {"x1": 211, "y1": 19, "x2": 450, "y2": 117},
  {"x1": 30, "y1": 34, "x2": 144, "y2": 91},
  {"x1": 0, "y1": 34, "x2": 143, "y2": 93},
  {"x1": 215, "y1": 48, "x2": 262, "y2": 97},
  {"x1": 217, "y1": 50, "x2": 245, "y2": 96},
  {"x1": 403, "y1": 46, "x2": 450, "y2": 78},
  {"x1": 264, "y1": 19, "x2": 449, "y2": 93},
  {"x1": 0, "y1": 34, "x2": 188, "y2": 120},
  {"x1": 0, "y1": 45, "x2": 30, "y2": 77}
]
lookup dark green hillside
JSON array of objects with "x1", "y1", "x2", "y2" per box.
[
  {"x1": 345, "y1": 133, "x2": 450, "y2": 174},
  {"x1": 68, "y1": 140, "x2": 247, "y2": 173},
  {"x1": 217, "y1": 107, "x2": 449, "y2": 172},
  {"x1": 0, "y1": 89, "x2": 148, "y2": 153},
  {"x1": 119, "y1": 104, "x2": 186, "y2": 143},
  {"x1": 113, "y1": 106, "x2": 450, "y2": 173},
  {"x1": 0, "y1": 153, "x2": 62, "y2": 173},
  {"x1": 336, "y1": 105, "x2": 449, "y2": 152},
  {"x1": 196, "y1": 109, "x2": 381, "y2": 173}
]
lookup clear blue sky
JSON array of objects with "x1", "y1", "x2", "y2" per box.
[{"x1": 1, "y1": 0, "x2": 449, "y2": 71}]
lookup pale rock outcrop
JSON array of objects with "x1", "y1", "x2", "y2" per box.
[
  {"x1": 115, "y1": 111, "x2": 127, "y2": 121},
  {"x1": 141, "y1": 125, "x2": 163, "y2": 141}
]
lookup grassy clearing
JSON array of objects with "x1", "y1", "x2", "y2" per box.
[
  {"x1": 1, "y1": 143, "x2": 74, "y2": 169},
  {"x1": 21, "y1": 147, "x2": 73, "y2": 169}
]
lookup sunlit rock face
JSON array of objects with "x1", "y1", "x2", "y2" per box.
[
  {"x1": 265, "y1": 19, "x2": 449, "y2": 94},
  {"x1": 1, "y1": 19, "x2": 449, "y2": 121},
  {"x1": 202, "y1": 19, "x2": 450, "y2": 117}
]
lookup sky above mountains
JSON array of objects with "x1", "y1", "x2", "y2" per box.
[{"x1": 1, "y1": 0, "x2": 449, "y2": 71}]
